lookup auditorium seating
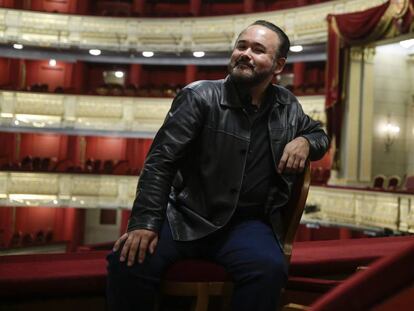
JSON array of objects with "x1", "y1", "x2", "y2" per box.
[
  {"x1": 0, "y1": 57, "x2": 325, "y2": 98},
  {"x1": 92, "y1": 83, "x2": 179, "y2": 98},
  {"x1": 368, "y1": 175, "x2": 409, "y2": 192},
  {"x1": 404, "y1": 175, "x2": 414, "y2": 193},
  {"x1": 8, "y1": 231, "x2": 23, "y2": 248},
  {"x1": 0, "y1": 157, "x2": 141, "y2": 176},
  {"x1": 386, "y1": 175, "x2": 401, "y2": 190},
  {"x1": 3, "y1": 229, "x2": 55, "y2": 251},
  {"x1": 372, "y1": 175, "x2": 386, "y2": 189}
]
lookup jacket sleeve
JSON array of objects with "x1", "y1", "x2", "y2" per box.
[
  {"x1": 127, "y1": 88, "x2": 206, "y2": 233},
  {"x1": 295, "y1": 101, "x2": 330, "y2": 161}
]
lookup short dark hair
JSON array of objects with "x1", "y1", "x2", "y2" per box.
[{"x1": 248, "y1": 20, "x2": 291, "y2": 59}]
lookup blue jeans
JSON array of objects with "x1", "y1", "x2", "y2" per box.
[{"x1": 106, "y1": 219, "x2": 287, "y2": 311}]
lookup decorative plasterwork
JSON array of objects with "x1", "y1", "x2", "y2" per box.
[
  {"x1": 0, "y1": 172, "x2": 137, "y2": 209},
  {"x1": 0, "y1": 91, "x2": 325, "y2": 137},
  {"x1": 0, "y1": 0, "x2": 387, "y2": 52},
  {"x1": 307, "y1": 185, "x2": 414, "y2": 232}
]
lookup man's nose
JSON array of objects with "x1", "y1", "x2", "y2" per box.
[{"x1": 240, "y1": 48, "x2": 252, "y2": 59}]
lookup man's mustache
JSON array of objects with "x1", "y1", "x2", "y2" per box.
[{"x1": 234, "y1": 60, "x2": 254, "y2": 69}]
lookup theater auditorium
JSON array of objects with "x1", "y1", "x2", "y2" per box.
[{"x1": 0, "y1": 0, "x2": 413, "y2": 310}]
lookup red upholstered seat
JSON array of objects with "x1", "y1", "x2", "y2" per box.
[
  {"x1": 113, "y1": 160, "x2": 129, "y2": 175},
  {"x1": 404, "y1": 175, "x2": 414, "y2": 192},
  {"x1": 386, "y1": 175, "x2": 400, "y2": 190},
  {"x1": 165, "y1": 260, "x2": 232, "y2": 283}
]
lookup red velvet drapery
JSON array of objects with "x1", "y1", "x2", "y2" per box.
[{"x1": 325, "y1": 0, "x2": 414, "y2": 168}]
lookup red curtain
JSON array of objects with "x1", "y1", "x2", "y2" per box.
[{"x1": 325, "y1": 0, "x2": 414, "y2": 168}]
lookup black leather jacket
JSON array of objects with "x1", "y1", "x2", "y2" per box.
[{"x1": 128, "y1": 76, "x2": 329, "y2": 243}]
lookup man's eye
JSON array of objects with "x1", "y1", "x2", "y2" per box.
[
  {"x1": 254, "y1": 48, "x2": 265, "y2": 53},
  {"x1": 237, "y1": 45, "x2": 247, "y2": 50}
]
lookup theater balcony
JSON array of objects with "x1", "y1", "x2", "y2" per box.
[{"x1": 0, "y1": 90, "x2": 326, "y2": 136}]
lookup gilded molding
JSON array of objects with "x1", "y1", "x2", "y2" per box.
[
  {"x1": 0, "y1": 172, "x2": 137, "y2": 209},
  {"x1": 363, "y1": 46, "x2": 377, "y2": 63},
  {"x1": 350, "y1": 47, "x2": 364, "y2": 61},
  {"x1": 307, "y1": 186, "x2": 414, "y2": 232}
]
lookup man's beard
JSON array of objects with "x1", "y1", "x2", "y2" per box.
[{"x1": 227, "y1": 60, "x2": 274, "y2": 87}]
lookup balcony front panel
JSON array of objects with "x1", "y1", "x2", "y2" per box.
[
  {"x1": 307, "y1": 185, "x2": 414, "y2": 232},
  {"x1": 0, "y1": 172, "x2": 137, "y2": 209},
  {"x1": 0, "y1": 91, "x2": 325, "y2": 136},
  {"x1": 1, "y1": 172, "x2": 413, "y2": 233}
]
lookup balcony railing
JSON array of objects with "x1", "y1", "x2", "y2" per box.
[
  {"x1": 0, "y1": 0, "x2": 386, "y2": 52},
  {"x1": 307, "y1": 185, "x2": 414, "y2": 232},
  {"x1": 0, "y1": 91, "x2": 325, "y2": 137},
  {"x1": 0, "y1": 171, "x2": 137, "y2": 209},
  {"x1": 0, "y1": 172, "x2": 413, "y2": 233}
]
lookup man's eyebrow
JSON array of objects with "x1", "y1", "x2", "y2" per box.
[{"x1": 236, "y1": 40, "x2": 267, "y2": 49}]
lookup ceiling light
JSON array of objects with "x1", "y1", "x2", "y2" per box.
[
  {"x1": 89, "y1": 49, "x2": 101, "y2": 56},
  {"x1": 114, "y1": 71, "x2": 124, "y2": 78},
  {"x1": 13, "y1": 43, "x2": 23, "y2": 49},
  {"x1": 9, "y1": 194, "x2": 57, "y2": 201},
  {"x1": 142, "y1": 51, "x2": 154, "y2": 57},
  {"x1": 290, "y1": 45, "x2": 303, "y2": 53},
  {"x1": 400, "y1": 39, "x2": 414, "y2": 49},
  {"x1": 49, "y1": 59, "x2": 57, "y2": 66},
  {"x1": 193, "y1": 51, "x2": 205, "y2": 58}
]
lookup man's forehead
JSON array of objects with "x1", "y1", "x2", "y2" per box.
[
  {"x1": 239, "y1": 26, "x2": 277, "y2": 41},
  {"x1": 237, "y1": 25, "x2": 279, "y2": 48}
]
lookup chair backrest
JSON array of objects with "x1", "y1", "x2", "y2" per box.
[
  {"x1": 387, "y1": 175, "x2": 400, "y2": 190},
  {"x1": 404, "y1": 175, "x2": 414, "y2": 192},
  {"x1": 373, "y1": 175, "x2": 386, "y2": 189},
  {"x1": 281, "y1": 163, "x2": 311, "y2": 261}
]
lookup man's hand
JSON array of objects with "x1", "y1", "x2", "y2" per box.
[
  {"x1": 113, "y1": 229, "x2": 158, "y2": 266},
  {"x1": 277, "y1": 136, "x2": 310, "y2": 174}
]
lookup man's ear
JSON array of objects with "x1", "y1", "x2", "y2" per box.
[{"x1": 273, "y1": 57, "x2": 286, "y2": 76}]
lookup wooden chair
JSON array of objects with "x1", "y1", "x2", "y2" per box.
[{"x1": 161, "y1": 164, "x2": 312, "y2": 311}]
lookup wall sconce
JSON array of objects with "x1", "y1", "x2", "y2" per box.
[{"x1": 380, "y1": 116, "x2": 400, "y2": 152}]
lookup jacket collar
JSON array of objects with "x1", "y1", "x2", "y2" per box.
[{"x1": 221, "y1": 75, "x2": 286, "y2": 109}]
